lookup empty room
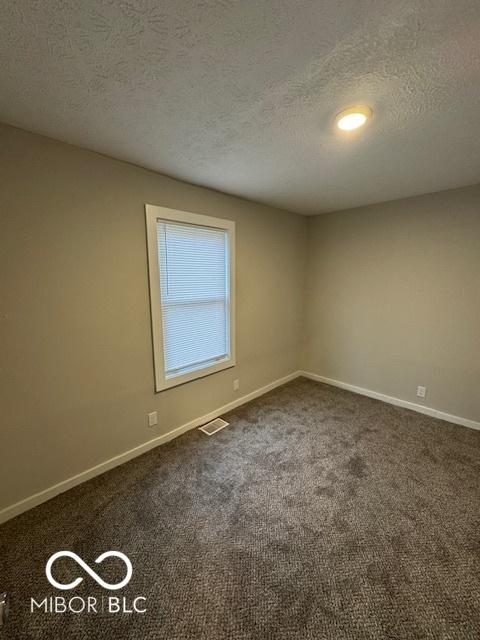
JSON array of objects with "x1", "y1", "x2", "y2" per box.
[{"x1": 0, "y1": 1, "x2": 479, "y2": 638}]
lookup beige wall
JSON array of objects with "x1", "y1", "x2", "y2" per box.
[
  {"x1": 0, "y1": 124, "x2": 307, "y2": 511},
  {"x1": 304, "y1": 185, "x2": 480, "y2": 422},
  {"x1": 2, "y1": 122, "x2": 479, "y2": 516}
]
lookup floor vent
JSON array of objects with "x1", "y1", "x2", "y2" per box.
[{"x1": 199, "y1": 418, "x2": 229, "y2": 436}]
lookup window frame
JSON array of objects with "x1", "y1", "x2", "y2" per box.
[{"x1": 145, "y1": 204, "x2": 236, "y2": 392}]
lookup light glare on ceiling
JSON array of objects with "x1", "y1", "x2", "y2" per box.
[{"x1": 336, "y1": 105, "x2": 372, "y2": 131}]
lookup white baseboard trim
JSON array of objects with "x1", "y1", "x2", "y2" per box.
[
  {"x1": 300, "y1": 371, "x2": 480, "y2": 431},
  {"x1": 0, "y1": 370, "x2": 301, "y2": 525}
]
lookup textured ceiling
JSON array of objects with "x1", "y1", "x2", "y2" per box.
[{"x1": 1, "y1": 1, "x2": 480, "y2": 215}]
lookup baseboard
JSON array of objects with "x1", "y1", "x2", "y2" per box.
[
  {"x1": 0, "y1": 370, "x2": 301, "y2": 525},
  {"x1": 300, "y1": 371, "x2": 480, "y2": 431}
]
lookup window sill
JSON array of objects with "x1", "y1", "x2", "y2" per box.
[{"x1": 155, "y1": 358, "x2": 236, "y2": 392}]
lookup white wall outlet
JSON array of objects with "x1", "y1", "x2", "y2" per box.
[
  {"x1": 233, "y1": 379, "x2": 240, "y2": 391},
  {"x1": 416, "y1": 386, "x2": 427, "y2": 399},
  {"x1": 148, "y1": 411, "x2": 158, "y2": 427}
]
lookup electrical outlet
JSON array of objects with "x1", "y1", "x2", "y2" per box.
[
  {"x1": 148, "y1": 411, "x2": 158, "y2": 427},
  {"x1": 233, "y1": 379, "x2": 240, "y2": 391},
  {"x1": 416, "y1": 386, "x2": 426, "y2": 399}
]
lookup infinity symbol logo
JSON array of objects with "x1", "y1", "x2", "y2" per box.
[{"x1": 46, "y1": 551, "x2": 133, "y2": 591}]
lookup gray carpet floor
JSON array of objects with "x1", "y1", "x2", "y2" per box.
[{"x1": 1, "y1": 377, "x2": 479, "y2": 639}]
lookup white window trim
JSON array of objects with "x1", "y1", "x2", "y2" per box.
[{"x1": 145, "y1": 204, "x2": 236, "y2": 392}]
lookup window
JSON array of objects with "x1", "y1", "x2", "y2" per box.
[{"x1": 145, "y1": 205, "x2": 235, "y2": 391}]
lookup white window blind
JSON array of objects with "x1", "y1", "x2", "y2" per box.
[{"x1": 156, "y1": 219, "x2": 231, "y2": 379}]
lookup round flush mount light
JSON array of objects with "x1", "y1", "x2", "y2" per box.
[{"x1": 335, "y1": 105, "x2": 372, "y2": 131}]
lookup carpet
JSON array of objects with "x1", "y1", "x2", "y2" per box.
[{"x1": 1, "y1": 377, "x2": 479, "y2": 639}]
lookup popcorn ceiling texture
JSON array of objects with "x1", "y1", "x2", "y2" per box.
[{"x1": 0, "y1": 1, "x2": 480, "y2": 214}]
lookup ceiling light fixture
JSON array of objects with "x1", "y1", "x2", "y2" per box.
[{"x1": 335, "y1": 105, "x2": 372, "y2": 131}]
